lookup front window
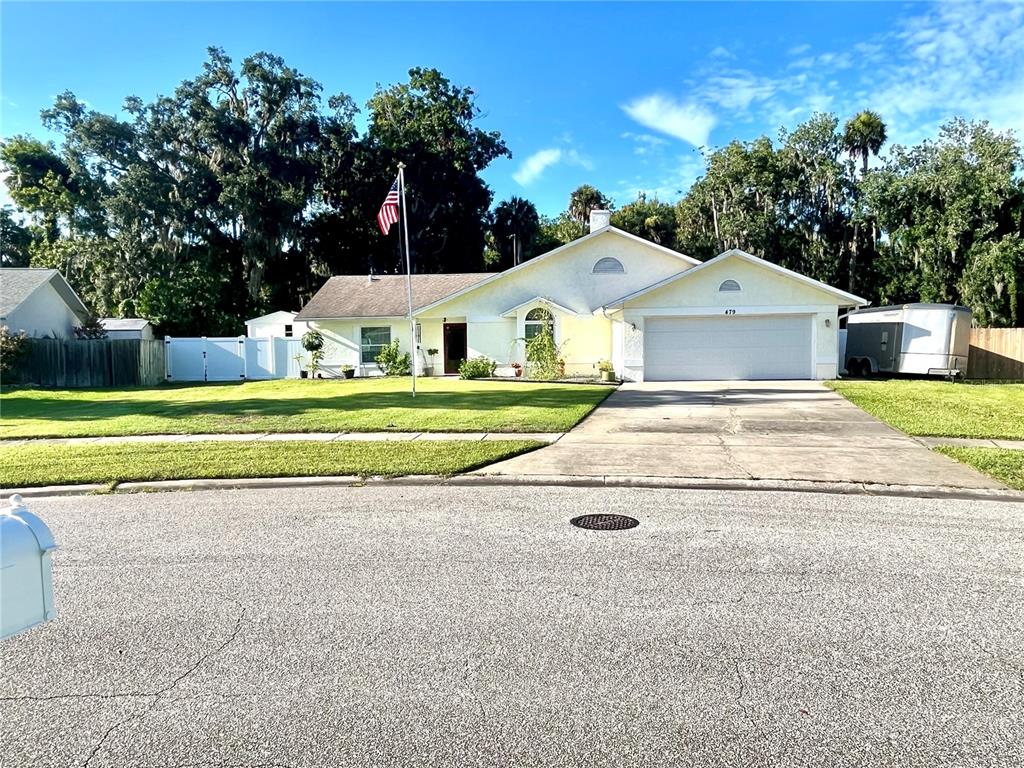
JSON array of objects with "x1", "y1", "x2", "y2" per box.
[
  {"x1": 525, "y1": 307, "x2": 554, "y2": 341},
  {"x1": 361, "y1": 326, "x2": 391, "y2": 364},
  {"x1": 284, "y1": 324, "x2": 293, "y2": 337}
]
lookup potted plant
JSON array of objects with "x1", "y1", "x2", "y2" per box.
[
  {"x1": 511, "y1": 361, "x2": 523, "y2": 378},
  {"x1": 294, "y1": 353, "x2": 308, "y2": 379},
  {"x1": 424, "y1": 348, "x2": 439, "y2": 377},
  {"x1": 598, "y1": 359, "x2": 616, "y2": 382},
  {"x1": 341, "y1": 364, "x2": 355, "y2": 379}
]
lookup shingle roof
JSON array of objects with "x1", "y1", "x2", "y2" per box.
[
  {"x1": 0, "y1": 268, "x2": 89, "y2": 321},
  {"x1": 295, "y1": 274, "x2": 491, "y2": 320},
  {"x1": 101, "y1": 318, "x2": 151, "y2": 331}
]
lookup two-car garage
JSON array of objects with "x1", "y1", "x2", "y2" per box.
[
  {"x1": 643, "y1": 314, "x2": 814, "y2": 381},
  {"x1": 606, "y1": 249, "x2": 866, "y2": 382}
]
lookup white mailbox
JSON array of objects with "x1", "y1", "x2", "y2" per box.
[{"x1": 1, "y1": 494, "x2": 58, "y2": 640}]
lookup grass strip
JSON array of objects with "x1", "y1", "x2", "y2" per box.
[
  {"x1": 826, "y1": 380, "x2": 1024, "y2": 440},
  {"x1": 0, "y1": 439, "x2": 541, "y2": 488},
  {"x1": 932, "y1": 447, "x2": 1024, "y2": 490}
]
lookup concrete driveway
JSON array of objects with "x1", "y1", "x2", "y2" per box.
[
  {"x1": 2, "y1": 485, "x2": 1022, "y2": 767},
  {"x1": 479, "y1": 381, "x2": 1001, "y2": 489}
]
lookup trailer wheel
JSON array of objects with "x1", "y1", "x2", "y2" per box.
[{"x1": 848, "y1": 359, "x2": 863, "y2": 377}]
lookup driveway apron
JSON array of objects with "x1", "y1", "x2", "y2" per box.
[{"x1": 478, "y1": 381, "x2": 1003, "y2": 489}]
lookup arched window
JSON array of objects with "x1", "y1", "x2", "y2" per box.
[
  {"x1": 593, "y1": 257, "x2": 625, "y2": 274},
  {"x1": 718, "y1": 279, "x2": 742, "y2": 292},
  {"x1": 525, "y1": 307, "x2": 555, "y2": 340}
]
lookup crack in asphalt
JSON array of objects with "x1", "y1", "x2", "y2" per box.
[
  {"x1": 732, "y1": 658, "x2": 773, "y2": 768},
  {"x1": 78, "y1": 603, "x2": 247, "y2": 767}
]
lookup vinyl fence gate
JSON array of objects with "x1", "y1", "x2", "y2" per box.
[{"x1": 165, "y1": 337, "x2": 304, "y2": 382}]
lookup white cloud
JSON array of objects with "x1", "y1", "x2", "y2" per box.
[
  {"x1": 621, "y1": 131, "x2": 670, "y2": 156},
  {"x1": 701, "y1": 73, "x2": 778, "y2": 111},
  {"x1": 621, "y1": 94, "x2": 716, "y2": 147},
  {"x1": 709, "y1": 45, "x2": 735, "y2": 60},
  {"x1": 787, "y1": 43, "x2": 811, "y2": 56},
  {"x1": 512, "y1": 149, "x2": 562, "y2": 185},
  {"x1": 611, "y1": 152, "x2": 707, "y2": 203},
  {"x1": 512, "y1": 146, "x2": 593, "y2": 186}
]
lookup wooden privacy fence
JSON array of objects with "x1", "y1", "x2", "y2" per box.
[
  {"x1": 967, "y1": 328, "x2": 1024, "y2": 380},
  {"x1": 7, "y1": 338, "x2": 165, "y2": 387}
]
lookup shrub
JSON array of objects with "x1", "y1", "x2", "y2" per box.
[
  {"x1": 524, "y1": 327, "x2": 564, "y2": 381},
  {"x1": 375, "y1": 339, "x2": 411, "y2": 376},
  {"x1": 301, "y1": 329, "x2": 324, "y2": 352},
  {"x1": 73, "y1": 315, "x2": 108, "y2": 339},
  {"x1": 597, "y1": 359, "x2": 614, "y2": 372},
  {"x1": 459, "y1": 357, "x2": 497, "y2": 379},
  {"x1": 301, "y1": 329, "x2": 326, "y2": 377},
  {"x1": 0, "y1": 326, "x2": 28, "y2": 376}
]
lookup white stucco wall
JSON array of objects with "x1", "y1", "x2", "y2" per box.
[
  {"x1": 617, "y1": 256, "x2": 845, "y2": 380},
  {"x1": 3, "y1": 282, "x2": 81, "y2": 338},
  {"x1": 311, "y1": 318, "x2": 424, "y2": 377}
]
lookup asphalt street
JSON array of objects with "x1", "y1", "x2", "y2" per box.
[{"x1": 1, "y1": 485, "x2": 1022, "y2": 767}]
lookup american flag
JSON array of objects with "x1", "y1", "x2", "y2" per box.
[{"x1": 377, "y1": 178, "x2": 400, "y2": 235}]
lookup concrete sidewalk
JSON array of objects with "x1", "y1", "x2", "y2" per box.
[{"x1": 0, "y1": 431, "x2": 563, "y2": 446}]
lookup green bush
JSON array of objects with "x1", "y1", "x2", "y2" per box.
[
  {"x1": 0, "y1": 326, "x2": 28, "y2": 376},
  {"x1": 375, "y1": 339, "x2": 411, "y2": 376},
  {"x1": 458, "y1": 357, "x2": 497, "y2": 379}
]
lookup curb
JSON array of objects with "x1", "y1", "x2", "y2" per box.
[{"x1": 5, "y1": 473, "x2": 1022, "y2": 503}]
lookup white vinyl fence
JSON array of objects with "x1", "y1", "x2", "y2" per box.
[{"x1": 165, "y1": 337, "x2": 304, "y2": 382}]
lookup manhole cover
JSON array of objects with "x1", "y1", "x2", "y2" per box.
[{"x1": 570, "y1": 514, "x2": 639, "y2": 531}]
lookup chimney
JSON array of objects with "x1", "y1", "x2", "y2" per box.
[{"x1": 589, "y1": 209, "x2": 611, "y2": 233}]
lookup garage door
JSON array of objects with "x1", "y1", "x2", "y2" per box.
[{"x1": 644, "y1": 315, "x2": 813, "y2": 380}]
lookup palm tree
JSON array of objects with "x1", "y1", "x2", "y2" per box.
[
  {"x1": 568, "y1": 184, "x2": 612, "y2": 227},
  {"x1": 492, "y1": 196, "x2": 540, "y2": 267},
  {"x1": 843, "y1": 110, "x2": 888, "y2": 175}
]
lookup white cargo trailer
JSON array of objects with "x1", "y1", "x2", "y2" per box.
[{"x1": 844, "y1": 303, "x2": 972, "y2": 377}]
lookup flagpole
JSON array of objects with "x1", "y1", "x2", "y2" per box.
[{"x1": 398, "y1": 162, "x2": 416, "y2": 398}]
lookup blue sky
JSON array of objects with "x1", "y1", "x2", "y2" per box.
[{"x1": 2, "y1": 1, "x2": 1023, "y2": 216}]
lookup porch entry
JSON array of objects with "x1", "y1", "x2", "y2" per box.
[{"x1": 443, "y1": 323, "x2": 467, "y2": 374}]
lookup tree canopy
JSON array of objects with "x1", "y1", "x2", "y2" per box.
[{"x1": 3, "y1": 50, "x2": 1022, "y2": 332}]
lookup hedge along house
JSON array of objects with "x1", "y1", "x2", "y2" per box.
[{"x1": 295, "y1": 211, "x2": 865, "y2": 380}]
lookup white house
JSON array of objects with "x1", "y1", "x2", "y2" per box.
[
  {"x1": 0, "y1": 268, "x2": 90, "y2": 339},
  {"x1": 245, "y1": 310, "x2": 307, "y2": 339},
  {"x1": 295, "y1": 211, "x2": 866, "y2": 381},
  {"x1": 100, "y1": 318, "x2": 155, "y2": 340}
]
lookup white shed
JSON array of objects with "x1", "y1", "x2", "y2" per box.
[
  {"x1": 245, "y1": 310, "x2": 306, "y2": 339},
  {"x1": 100, "y1": 318, "x2": 155, "y2": 340}
]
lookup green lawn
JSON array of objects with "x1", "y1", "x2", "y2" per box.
[
  {"x1": 933, "y1": 447, "x2": 1024, "y2": 490},
  {"x1": 0, "y1": 378, "x2": 612, "y2": 439},
  {"x1": 826, "y1": 380, "x2": 1024, "y2": 440},
  {"x1": 0, "y1": 439, "x2": 541, "y2": 488}
]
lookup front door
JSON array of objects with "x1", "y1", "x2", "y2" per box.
[{"x1": 443, "y1": 323, "x2": 467, "y2": 374}]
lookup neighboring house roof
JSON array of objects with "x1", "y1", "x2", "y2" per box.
[
  {"x1": 101, "y1": 318, "x2": 151, "y2": 331},
  {"x1": 0, "y1": 268, "x2": 90, "y2": 322},
  {"x1": 245, "y1": 310, "x2": 299, "y2": 324},
  {"x1": 500, "y1": 296, "x2": 579, "y2": 318},
  {"x1": 295, "y1": 273, "x2": 491, "y2": 320},
  {"x1": 599, "y1": 249, "x2": 868, "y2": 310},
  {"x1": 414, "y1": 226, "x2": 701, "y2": 316}
]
